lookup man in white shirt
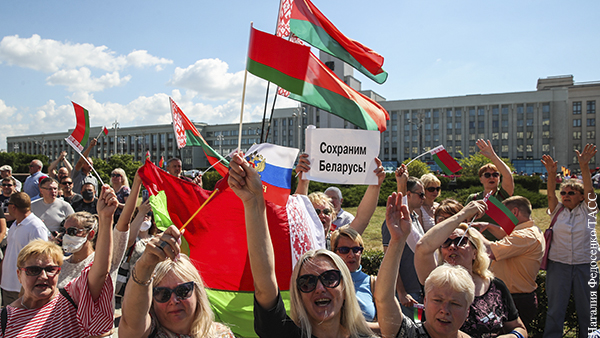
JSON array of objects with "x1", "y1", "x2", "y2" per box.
[
  {"x1": 31, "y1": 177, "x2": 74, "y2": 233},
  {"x1": 1, "y1": 192, "x2": 50, "y2": 306}
]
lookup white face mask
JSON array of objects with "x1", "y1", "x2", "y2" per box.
[
  {"x1": 62, "y1": 234, "x2": 87, "y2": 254},
  {"x1": 140, "y1": 220, "x2": 152, "y2": 232}
]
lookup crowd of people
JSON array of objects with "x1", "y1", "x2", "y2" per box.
[{"x1": 0, "y1": 138, "x2": 596, "y2": 337}]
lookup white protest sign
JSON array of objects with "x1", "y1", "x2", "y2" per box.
[{"x1": 304, "y1": 126, "x2": 380, "y2": 185}]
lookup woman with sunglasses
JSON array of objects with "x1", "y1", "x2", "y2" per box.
[
  {"x1": 119, "y1": 224, "x2": 234, "y2": 338},
  {"x1": 331, "y1": 226, "x2": 380, "y2": 334},
  {"x1": 541, "y1": 144, "x2": 598, "y2": 337},
  {"x1": 229, "y1": 153, "x2": 376, "y2": 338},
  {"x1": 414, "y1": 200, "x2": 527, "y2": 337},
  {"x1": 416, "y1": 174, "x2": 441, "y2": 233},
  {"x1": 308, "y1": 192, "x2": 335, "y2": 247},
  {"x1": 1, "y1": 185, "x2": 118, "y2": 337},
  {"x1": 110, "y1": 168, "x2": 130, "y2": 223}
]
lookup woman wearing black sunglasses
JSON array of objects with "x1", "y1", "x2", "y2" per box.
[
  {"x1": 2, "y1": 185, "x2": 118, "y2": 337},
  {"x1": 229, "y1": 153, "x2": 376, "y2": 338},
  {"x1": 119, "y1": 224, "x2": 234, "y2": 338}
]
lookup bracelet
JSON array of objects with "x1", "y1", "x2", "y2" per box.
[
  {"x1": 131, "y1": 265, "x2": 154, "y2": 286},
  {"x1": 511, "y1": 330, "x2": 524, "y2": 338}
]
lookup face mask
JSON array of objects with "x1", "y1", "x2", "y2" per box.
[
  {"x1": 140, "y1": 220, "x2": 152, "y2": 232},
  {"x1": 82, "y1": 191, "x2": 94, "y2": 200},
  {"x1": 62, "y1": 234, "x2": 87, "y2": 254}
]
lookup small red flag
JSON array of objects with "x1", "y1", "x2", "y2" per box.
[
  {"x1": 102, "y1": 126, "x2": 109, "y2": 136},
  {"x1": 431, "y1": 145, "x2": 462, "y2": 175},
  {"x1": 145, "y1": 151, "x2": 151, "y2": 161},
  {"x1": 159, "y1": 156, "x2": 164, "y2": 168},
  {"x1": 484, "y1": 194, "x2": 518, "y2": 235}
]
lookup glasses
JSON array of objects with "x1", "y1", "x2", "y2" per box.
[
  {"x1": 2, "y1": 184, "x2": 13, "y2": 187},
  {"x1": 61, "y1": 181, "x2": 73, "y2": 185},
  {"x1": 20, "y1": 265, "x2": 61, "y2": 277},
  {"x1": 296, "y1": 269, "x2": 342, "y2": 293},
  {"x1": 315, "y1": 208, "x2": 332, "y2": 216},
  {"x1": 410, "y1": 191, "x2": 426, "y2": 199},
  {"x1": 560, "y1": 191, "x2": 580, "y2": 196},
  {"x1": 111, "y1": 173, "x2": 121, "y2": 178},
  {"x1": 153, "y1": 281, "x2": 195, "y2": 303},
  {"x1": 336, "y1": 246, "x2": 364, "y2": 254},
  {"x1": 58, "y1": 227, "x2": 90, "y2": 236},
  {"x1": 426, "y1": 186, "x2": 441, "y2": 192},
  {"x1": 441, "y1": 237, "x2": 470, "y2": 248},
  {"x1": 482, "y1": 172, "x2": 500, "y2": 179}
]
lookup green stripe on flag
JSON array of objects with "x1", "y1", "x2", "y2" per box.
[
  {"x1": 433, "y1": 155, "x2": 452, "y2": 175},
  {"x1": 148, "y1": 191, "x2": 190, "y2": 255},
  {"x1": 247, "y1": 58, "x2": 306, "y2": 95},
  {"x1": 289, "y1": 19, "x2": 387, "y2": 84},
  {"x1": 207, "y1": 289, "x2": 291, "y2": 338},
  {"x1": 487, "y1": 195, "x2": 519, "y2": 225}
]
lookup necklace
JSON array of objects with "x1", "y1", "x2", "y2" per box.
[{"x1": 20, "y1": 298, "x2": 29, "y2": 310}]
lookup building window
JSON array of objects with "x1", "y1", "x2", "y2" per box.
[
  {"x1": 517, "y1": 145, "x2": 523, "y2": 152},
  {"x1": 492, "y1": 106, "x2": 499, "y2": 115},
  {"x1": 492, "y1": 121, "x2": 499, "y2": 128},
  {"x1": 478, "y1": 107, "x2": 485, "y2": 116},
  {"x1": 446, "y1": 109, "x2": 452, "y2": 118},
  {"x1": 517, "y1": 132, "x2": 524, "y2": 139},
  {"x1": 404, "y1": 124, "x2": 410, "y2": 131},
  {"x1": 588, "y1": 131, "x2": 596, "y2": 139},
  {"x1": 587, "y1": 118, "x2": 596, "y2": 126},
  {"x1": 433, "y1": 109, "x2": 439, "y2": 118},
  {"x1": 588, "y1": 101, "x2": 596, "y2": 114},
  {"x1": 502, "y1": 132, "x2": 509, "y2": 140},
  {"x1": 573, "y1": 119, "x2": 582, "y2": 127},
  {"x1": 574, "y1": 144, "x2": 582, "y2": 152},
  {"x1": 469, "y1": 107, "x2": 476, "y2": 116},
  {"x1": 469, "y1": 146, "x2": 476, "y2": 153},
  {"x1": 478, "y1": 121, "x2": 484, "y2": 128},
  {"x1": 573, "y1": 102, "x2": 582, "y2": 115},
  {"x1": 527, "y1": 132, "x2": 533, "y2": 139},
  {"x1": 469, "y1": 121, "x2": 475, "y2": 129},
  {"x1": 517, "y1": 120, "x2": 523, "y2": 127},
  {"x1": 470, "y1": 134, "x2": 476, "y2": 141},
  {"x1": 502, "y1": 120, "x2": 508, "y2": 127},
  {"x1": 456, "y1": 134, "x2": 462, "y2": 141},
  {"x1": 517, "y1": 105, "x2": 524, "y2": 114},
  {"x1": 502, "y1": 106, "x2": 509, "y2": 115},
  {"x1": 573, "y1": 131, "x2": 581, "y2": 139},
  {"x1": 502, "y1": 145, "x2": 508, "y2": 152},
  {"x1": 543, "y1": 104, "x2": 550, "y2": 113},
  {"x1": 526, "y1": 119, "x2": 533, "y2": 126},
  {"x1": 392, "y1": 111, "x2": 399, "y2": 120},
  {"x1": 455, "y1": 109, "x2": 462, "y2": 117},
  {"x1": 433, "y1": 123, "x2": 439, "y2": 129},
  {"x1": 542, "y1": 131, "x2": 550, "y2": 138},
  {"x1": 542, "y1": 118, "x2": 550, "y2": 126},
  {"x1": 542, "y1": 144, "x2": 550, "y2": 152},
  {"x1": 447, "y1": 134, "x2": 453, "y2": 141},
  {"x1": 478, "y1": 133, "x2": 485, "y2": 139},
  {"x1": 492, "y1": 133, "x2": 499, "y2": 140},
  {"x1": 447, "y1": 123, "x2": 453, "y2": 129},
  {"x1": 526, "y1": 104, "x2": 534, "y2": 114}
]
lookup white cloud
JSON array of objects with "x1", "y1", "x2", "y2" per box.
[
  {"x1": 46, "y1": 67, "x2": 131, "y2": 92},
  {"x1": 126, "y1": 50, "x2": 172, "y2": 70}
]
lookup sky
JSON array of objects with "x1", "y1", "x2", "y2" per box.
[{"x1": 1, "y1": 0, "x2": 599, "y2": 150}]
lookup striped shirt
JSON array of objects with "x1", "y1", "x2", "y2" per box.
[{"x1": 1, "y1": 265, "x2": 114, "y2": 337}]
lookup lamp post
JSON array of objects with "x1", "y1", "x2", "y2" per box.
[
  {"x1": 119, "y1": 137, "x2": 127, "y2": 155},
  {"x1": 217, "y1": 134, "x2": 224, "y2": 155},
  {"x1": 408, "y1": 112, "x2": 424, "y2": 159},
  {"x1": 112, "y1": 120, "x2": 120, "y2": 155},
  {"x1": 292, "y1": 106, "x2": 306, "y2": 151},
  {"x1": 13, "y1": 143, "x2": 19, "y2": 153}
]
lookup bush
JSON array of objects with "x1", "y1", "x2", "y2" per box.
[
  {"x1": 514, "y1": 175, "x2": 543, "y2": 193},
  {"x1": 402, "y1": 158, "x2": 430, "y2": 178},
  {"x1": 361, "y1": 249, "x2": 383, "y2": 276}
]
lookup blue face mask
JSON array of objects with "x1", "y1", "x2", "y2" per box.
[{"x1": 82, "y1": 190, "x2": 94, "y2": 201}]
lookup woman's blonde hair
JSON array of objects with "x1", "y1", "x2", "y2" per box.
[
  {"x1": 330, "y1": 226, "x2": 364, "y2": 252},
  {"x1": 437, "y1": 224, "x2": 493, "y2": 280},
  {"x1": 289, "y1": 249, "x2": 374, "y2": 338},
  {"x1": 560, "y1": 178, "x2": 585, "y2": 194},
  {"x1": 308, "y1": 192, "x2": 334, "y2": 212},
  {"x1": 65, "y1": 212, "x2": 99, "y2": 247},
  {"x1": 17, "y1": 239, "x2": 63, "y2": 268},
  {"x1": 111, "y1": 168, "x2": 129, "y2": 188},
  {"x1": 424, "y1": 263, "x2": 475, "y2": 306},
  {"x1": 151, "y1": 255, "x2": 228, "y2": 338},
  {"x1": 420, "y1": 173, "x2": 441, "y2": 188}
]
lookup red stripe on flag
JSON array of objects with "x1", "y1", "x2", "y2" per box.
[
  {"x1": 434, "y1": 149, "x2": 462, "y2": 173},
  {"x1": 70, "y1": 102, "x2": 89, "y2": 145},
  {"x1": 485, "y1": 197, "x2": 518, "y2": 235}
]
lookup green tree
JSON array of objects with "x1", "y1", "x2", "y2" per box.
[
  {"x1": 457, "y1": 151, "x2": 514, "y2": 176},
  {"x1": 0, "y1": 152, "x2": 49, "y2": 173},
  {"x1": 90, "y1": 154, "x2": 142, "y2": 186},
  {"x1": 402, "y1": 158, "x2": 430, "y2": 178}
]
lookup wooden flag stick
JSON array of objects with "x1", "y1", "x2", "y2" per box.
[
  {"x1": 179, "y1": 188, "x2": 219, "y2": 231},
  {"x1": 237, "y1": 22, "x2": 253, "y2": 153}
]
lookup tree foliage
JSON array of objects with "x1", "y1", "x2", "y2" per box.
[
  {"x1": 91, "y1": 154, "x2": 142, "y2": 186},
  {"x1": 457, "y1": 151, "x2": 514, "y2": 176},
  {"x1": 402, "y1": 158, "x2": 430, "y2": 178},
  {"x1": 0, "y1": 152, "x2": 49, "y2": 173}
]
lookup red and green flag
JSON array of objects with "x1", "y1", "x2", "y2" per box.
[
  {"x1": 145, "y1": 150, "x2": 151, "y2": 161},
  {"x1": 65, "y1": 101, "x2": 90, "y2": 152},
  {"x1": 289, "y1": 0, "x2": 388, "y2": 84},
  {"x1": 170, "y1": 98, "x2": 229, "y2": 177},
  {"x1": 159, "y1": 156, "x2": 164, "y2": 168},
  {"x1": 287, "y1": 52, "x2": 389, "y2": 131},
  {"x1": 247, "y1": 26, "x2": 310, "y2": 96},
  {"x1": 102, "y1": 126, "x2": 109, "y2": 136},
  {"x1": 431, "y1": 145, "x2": 462, "y2": 175},
  {"x1": 484, "y1": 194, "x2": 518, "y2": 235}
]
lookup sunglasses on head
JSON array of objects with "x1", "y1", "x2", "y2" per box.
[
  {"x1": 296, "y1": 269, "x2": 342, "y2": 293},
  {"x1": 441, "y1": 237, "x2": 470, "y2": 248},
  {"x1": 336, "y1": 246, "x2": 364, "y2": 254},
  {"x1": 426, "y1": 186, "x2": 441, "y2": 192},
  {"x1": 58, "y1": 227, "x2": 90, "y2": 236},
  {"x1": 153, "y1": 281, "x2": 195, "y2": 303},
  {"x1": 315, "y1": 208, "x2": 332, "y2": 216},
  {"x1": 482, "y1": 172, "x2": 500, "y2": 179},
  {"x1": 20, "y1": 265, "x2": 61, "y2": 277},
  {"x1": 560, "y1": 191, "x2": 579, "y2": 196}
]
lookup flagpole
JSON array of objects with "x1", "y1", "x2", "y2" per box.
[
  {"x1": 238, "y1": 22, "x2": 253, "y2": 153},
  {"x1": 406, "y1": 149, "x2": 432, "y2": 166},
  {"x1": 65, "y1": 143, "x2": 105, "y2": 186},
  {"x1": 96, "y1": 128, "x2": 105, "y2": 140},
  {"x1": 200, "y1": 155, "x2": 230, "y2": 176},
  {"x1": 179, "y1": 188, "x2": 219, "y2": 231}
]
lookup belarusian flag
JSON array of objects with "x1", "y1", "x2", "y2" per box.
[
  {"x1": 290, "y1": 0, "x2": 388, "y2": 84},
  {"x1": 484, "y1": 194, "x2": 518, "y2": 235},
  {"x1": 431, "y1": 145, "x2": 462, "y2": 175},
  {"x1": 65, "y1": 102, "x2": 90, "y2": 152},
  {"x1": 159, "y1": 156, "x2": 164, "y2": 168},
  {"x1": 102, "y1": 126, "x2": 109, "y2": 136},
  {"x1": 247, "y1": 26, "x2": 310, "y2": 96},
  {"x1": 170, "y1": 98, "x2": 229, "y2": 177},
  {"x1": 287, "y1": 52, "x2": 389, "y2": 131},
  {"x1": 138, "y1": 160, "x2": 323, "y2": 337},
  {"x1": 145, "y1": 150, "x2": 151, "y2": 161}
]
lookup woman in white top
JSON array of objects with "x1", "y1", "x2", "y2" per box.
[{"x1": 415, "y1": 173, "x2": 441, "y2": 233}]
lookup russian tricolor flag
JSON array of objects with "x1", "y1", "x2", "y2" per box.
[{"x1": 246, "y1": 143, "x2": 299, "y2": 206}]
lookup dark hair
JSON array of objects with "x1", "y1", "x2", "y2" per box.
[{"x1": 406, "y1": 176, "x2": 423, "y2": 192}]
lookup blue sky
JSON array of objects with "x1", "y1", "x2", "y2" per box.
[{"x1": 1, "y1": 0, "x2": 599, "y2": 150}]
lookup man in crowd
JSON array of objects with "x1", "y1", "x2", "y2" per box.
[
  {"x1": 1, "y1": 177, "x2": 17, "y2": 226},
  {"x1": 476, "y1": 196, "x2": 545, "y2": 331},
  {"x1": 1, "y1": 192, "x2": 50, "y2": 306},
  {"x1": 31, "y1": 177, "x2": 74, "y2": 233},
  {"x1": 166, "y1": 157, "x2": 202, "y2": 187},
  {"x1": 48, "y1": 150, "x2": 73, "y2": 182},
  {"x1": 72, "y1": 139, "x2": 98, "y2": 195},
  {"x1": 71, "y1": 183, "x2": 98, "y2": 214},
  {"x1": 60, "y1": 176, "x2": 82, "y2": 205},
  {"x1": 324, "y1": 186, "x2": 354, "y2": 230},
  {"x1": 0, "y1": 165, "x2": 21, "y2": 192},
  {"x1": 23, "y1": 159, "x2": 47, "y2": 201}
]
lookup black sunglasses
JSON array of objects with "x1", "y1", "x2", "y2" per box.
[
  {"x1": 441, "y1": 237, "x2": 470, "y2": 248},
  {"x1": 61, "y1": 181, "x2": 73, "y2": 185},
  {"x1": 482, "y1": 172, "x2": 500, "y2": 178},
  {"x1": 315, "y1": 208, "x2": 332, "y2": 216},
  {"x1": 20, "y1": 265, "x2": 61, "y2": 277},
  {"x1": 296, "y1": 269, "x2": 342, "y2": 293},
  {"x1": 560, "y1": 191, "x2": 579, "y2": 196},
  {"x1": 336, "y1": 246, "x2": 364, "y2": 254},
  {"x1": 111, "y1": 173, "x2": 121, "y2": 178},
  {"x1": 153, "y1": 281, "x2": 195, "y2": 303},
  {"x1": 426, "y1": 186, "x2": 441, "y2": 192},
  {"x1": 58, "y1": 227, "x2": 90, "y2": 236},
  {"x1": 410, "y1": 191, "x2": 425, "y2": 199}
]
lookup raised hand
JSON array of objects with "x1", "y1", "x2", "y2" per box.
[
  {"x1": 228, "y1": 153, "x2": 264, "y2": 202},
  {"x1": 476, "y1": 139, "x2": 497, "y2": 159},
  {"x1": 144, "y1": 225, "x2": 182, "y2": 265},
  {"x1": 374, "y1": 158, "x2": 385, "y2": 186},
  {"x1": 541, "y1": 154, "x2": 558, "y2": 174},
  {"x1": 576, "y1": 144, "x2": 597, "y2": 165},
  {"x1": 295, "y1": 153, "x2": 311, "y2": 175},
  {"x1": 97, "y1": 185, "x2": 118, "y2": 218},
  {"x1": 394, "y1": 164, "x2": 408, "y2": 183},
  {"x1": 385, "y1": 192, "x2": 411, "y2": 242},
  {"x1": 462, "y1": 200, "x2": 487, "y2": 220}
]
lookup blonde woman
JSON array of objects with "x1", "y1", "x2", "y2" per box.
[
  {"x1": 416, "y1": 173, "x2": 441, "y2": 232},
  {"x1": 110, "y1": 168, "x2": 130, "y2": 222}
]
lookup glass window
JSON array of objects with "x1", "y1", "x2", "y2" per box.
[
  {"x1": 446, "y1": 109, "x2": 452, "y2": 118},
  {"x1": 587, "y1": 118, "x2": 596, "y2": 126},
  {"x1": 502, "y1": 106, "x2": 509, "y2": 115},
  {"x1": 392, "y1": 111, "x2": 399, "y2": 120},
  {"x1": 573, "y1": 119, "x2": 582, "y2": 127},
  {"x1": 588, "y1": 131, "x2": 596, "y2": 139},
  {"x1": 447, "y1": 123, "x2": 453, "y2": 129},
  {"x1": 404, "y1": 124, "x2": 410, "y2": 131},
  {"x1": 392, "y1": 125, "x2": 398, "y2": 131},
  {"x1": 470, "y1": 134, "x2": 476, "y2": 141},
  {"x1": 469, "y1": 121, "x2": 475, "y2": 129},
  {"x1": 469, "y1": 107, "x2": 475, "y2": 116},
  {"x1": 502, "y1": 120, "x2": 509, "y2": 127},
  {"x1": 573, "y1": 102, "x2": 582, "y2": 115},
  {"x1": 433, "y1": 123, "x2": 439, "y2": 129},
  {"x1": 502, "y1": 132, "x2": 508, "y2": 140},
  {"x1": 455, "y1": 109, "x2": 462, "y2": 117},
  {"x1": 517, "y1": 132, "x2": 524, "y2": 139},
  {"x1": 517, "y1": 144, "x2": 523, "y2": 152},
  {"x1": 588, "y1": 101, "x2": 596, "y2": 114},
  {"x1": 403, "y1": 110, "x2": 409, "y2": 119},
  {"x1": 478, "y1": 133, "x2": 485, "y2": 139},
  {"x1": 527, "y1": 145, "x2": 533, "y2": 152},
  {"x1": 542, "y1": 118, "x2": 550, "y2": 126},
  {"x1": 502, "y1": 145, "x2": 509, "y2": 152},
  {"x1": 573, "y1": 131, "x2": 581, "y2": 139},
  {"x1": 456, "y1": 134, "x2": 462, "y2": 141},
  {"x1": 517, "y1": 105, "x2": 524, "y2": 114},
  {"x1": 425, "y1": 123, "x2": 431, "y2": 130},
  {"x1": 526, "y1": 104, "x2": 534, "y2": 114},
  {"x1": 447, "y1": 134, "x2": 453, "y2": 141},
  {"x1": 478, "y1": 121, "x2": 484, "y2": 128},
  {"x1": 492, "y1": 121, "x2": 499, "y2": 128},
  {"x1": 433, "y1": 109, "x2": 439, "y2": 118},
  {"x1": 542, "y1": 104, "x2": 550, "y2": 113},
  {"x1": 527, "y1": 119, "x2": 533, "y2": 126},
  {"x1": 542, "y1": 131, "x2": 550, "y2": 138},
  {"x1": 424, "y1": 110, "x2": 431, "y2": 118},
  {"x1": 527, "y1": 132, "x2": 533, "y2": 139},
  {"x1": 456, "y1": 122, "x2": 461, "y2": 129},
  {"x1": 517, "y1": 120, "x2": 523, "y2": 127},
  {"x1": 478, "y1": 107, "x2": 485, "y2": 116},
  {"x1": 404, "y1": 135, "x2": 410, "y2": 142},
  {"x1": 492, "y1": 106, "x2": 499, "y2": 115},
  {"x1": 492, "y1": 133, "x2": 499, "y2": 140},
  {"x1": 542, "y1": 144, "x2": 550, "y2": 152}
]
